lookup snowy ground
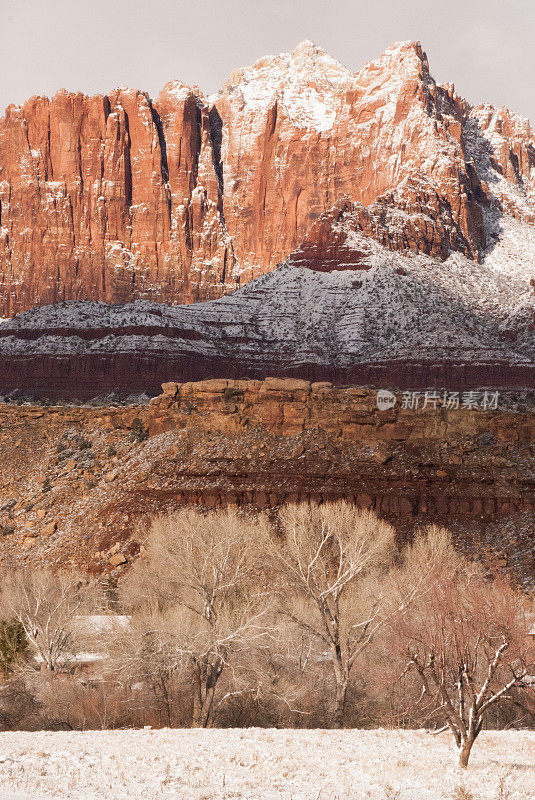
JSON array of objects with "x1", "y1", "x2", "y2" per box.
[{"x1": 0, "y1": 728, "x2": 533, "y2": 800}]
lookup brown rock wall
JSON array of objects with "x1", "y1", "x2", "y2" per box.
[{"x1": 0, "y1": 381, "x2": 534, "y2": 579}]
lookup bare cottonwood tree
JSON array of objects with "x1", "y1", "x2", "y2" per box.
[
  {"x1": 109, "y1": 608, "x2": 186, "y2": 727},
  {"x1": 120, "y1": 507, "x2": 272, "y2": 727},
  {"x1": 0, "y1": 569, "x2": 98, "y2": 673},
  {"x1": 388, "y1": 526, "x2": 534, "y2": 768},
  {"x1": 259, "y1": 502, "x2": 397, "y2": 728}
]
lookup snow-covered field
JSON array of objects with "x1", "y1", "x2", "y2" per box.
[{"x1": 0, "y1": 728, "x2": 533, "y2": 800}]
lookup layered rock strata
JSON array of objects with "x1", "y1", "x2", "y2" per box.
[{"x1": 0, "y1": 380, "x2": 534, "y2": 581}]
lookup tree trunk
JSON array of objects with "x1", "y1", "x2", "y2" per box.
[
  {"x1": 332, "y1": 681, "x2": 348, "y2": 729},
  {"x1": 330, "y1": 646, "x2": 348, "y2": 729},
  {"x1": 192, "y1": 687, "x2": 216, "y2": 728},
  {"x1": 159, "y1": 676, "x2": 172, "y2": 727},
  {"x1": 191, "y1": 659, "x2": 222, "y2": 728},
  {"x1": 458, "y1": 738, "x2": 474, "y2": 769},
  {"x1": 192, "y1": 697, "x2": 205, "y2": 728},
  {"x1": 192, "y1": 664, "x2": 204, "y2": 728}
]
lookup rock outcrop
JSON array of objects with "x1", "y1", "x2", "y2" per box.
[
  {"x1": 0, "y1": 380, "x2": 534, "y2": 581},
  {"x1": 0, "y1": 85, "x2": 233, "y2": 316},
  {"x1": 1, "y1": 41, "x2": 534, "y2": 316}
]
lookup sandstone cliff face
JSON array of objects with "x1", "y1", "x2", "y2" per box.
[
  {"x1": 1, "y1": 41, "x2": 534, "y2": 317},
  {"x1": 214, "y1": 40, "x2": 487, "y2": 274},
  {"x1": 0, "y1": 85, "x2": 233, "y2": 316},
  {"x1": 290, "y1": 187, "x2": 482, "y2": 271},
  {"x1": 0, "y1": 381, "x2": 534, "y2": 581},
  {"x1": 468, "y1": 104, "x2": 535, "y2": 220}
]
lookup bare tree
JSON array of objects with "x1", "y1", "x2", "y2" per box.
[
  {"x1": 108, "y1": 607, "x2": 192, "y2": 727},
  {"x1": 0, "y1": 569, "x2": 99, "y2": 673},
  {"x1": 388, "y1": 526, "x2": 535, "y2": 768},
  {"x1": 120, "y1": 507, "x2": 272, "y2": 727},
  {"x1": 258, "y1": 502, "x2": 397, "y2": 728}
]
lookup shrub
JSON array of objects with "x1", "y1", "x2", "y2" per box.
[
  {"x1": 450, "y1": 784, "x2": 475, "y2": 800},
  {"x1": 0, "y1": 679, "x2": 40, "y2": 731},
  {"x1": 223, "y1": 387, "x2": 244, "y2": 402},
  {"x1": 130, "y1": 418, "x2": 149, "y2": 443},
  {"x1": 1, "y1": 524, "x2": 15, "y2": 536},
  {"x1": 0, "y1": 619, "x2": 28, "y2": 677}
]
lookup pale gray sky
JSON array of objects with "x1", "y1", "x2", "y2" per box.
[{"x1": 1, "y1": 0, "x2": 534, "y2": 124}]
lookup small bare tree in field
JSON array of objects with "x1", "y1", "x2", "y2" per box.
[
  {"x1": 388, "y1": 526, "x2": 534, "y2": 768},
  {"x1": 121, "y1": 508, "x2": 272, "y2": 728},
  {"x1": 259, "y1": 502, "x2": 397, "y2": 728},
  {"x1": 0, "y1": 569, "x2": 98, "y2": 673}
]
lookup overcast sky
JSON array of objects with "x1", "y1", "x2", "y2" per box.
[{"x1": 1, "y1": 0, "x2": 534, "y2": 124}]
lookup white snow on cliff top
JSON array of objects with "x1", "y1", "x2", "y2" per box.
[
  {"x1": 218, "y1": 40, "x2": 354, "y2": 132},
  {"x1": 214, "y1": 40, "x2": 435, "y2": 133}
]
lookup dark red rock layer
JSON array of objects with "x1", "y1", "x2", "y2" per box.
[{"x1": 1, "y1": 351, "x2": 535, "y2": 399}]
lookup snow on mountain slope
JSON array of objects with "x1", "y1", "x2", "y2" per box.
[
  {"x1": 1, "y1": 212, "x2": 534, "y2": 372},
  {"x1": 463, "y1": 111, "x2": 535, "y2": 222}
]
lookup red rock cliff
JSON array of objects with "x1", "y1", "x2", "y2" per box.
[{"x1": 0, "y1": 41, "x2": 534, "y2": 316}]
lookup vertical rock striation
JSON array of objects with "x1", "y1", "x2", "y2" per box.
[{"x1": 0, "y1": 41, "x2": 534, "y2": 316}]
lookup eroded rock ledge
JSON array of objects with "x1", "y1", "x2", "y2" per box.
[{"x1": 0, "y1": 379, "x2": 534, "y2": 580}]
